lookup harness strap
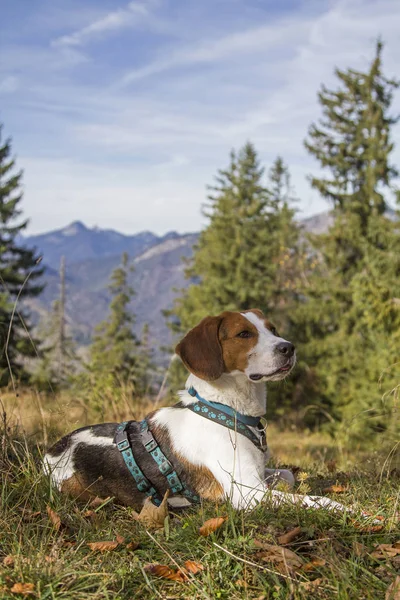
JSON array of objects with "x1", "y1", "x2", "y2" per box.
[
  {"x1": 114, "y1": 421, "x2": 162, "y2": 505},
  {"x1": 139, "y1": 420, "x2": 200, "y2": 504},
  {"x1": 115, "y1": 420, "x2": 200, "y2": 505}
]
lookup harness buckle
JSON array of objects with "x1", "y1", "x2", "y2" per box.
[
  {"x1": 117, "y1": 439, "x2": 130, "y2": 452},
  {"x1": 158, "y1": 457, "x2": 173, "y2": 476},
  {"x1": 141, "y1": 428, "x2": 158, "y2": 452}
]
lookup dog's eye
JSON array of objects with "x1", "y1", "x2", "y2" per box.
[
  {"x1": 236, "y1": 331, "x2": 252, "y2": 338},
  {"x1": 270, "y1": 327, "x2": 279, "y2": 336}
]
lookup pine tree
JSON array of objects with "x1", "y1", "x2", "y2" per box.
[
  {"x1": 0, "y1": 124, "x2": 43, "y2": 387},
  {"x1": 304, "y1": 40, "x2": 398, "y2": 279},
  {"x1": 90, "y1": 252, "x2": 139, "y2": 381},
  {"x1": 80, "y1": 253, "x2": 144, "y2": 416},
  {"x1": 305, "y1": 41, "x2": 397, "y2": 219},
  {"x1": 267, "y1": 157, "x2": 303, "y2": 326},
  {"x1": 166, "y1": 144, "x2": 302, "y2": 392},
  {"x1": 135, "y1": 323, "x2": 156, "y2": 396},
  {"x1": 33, "y1": 258, "x2": 78, "y2": 389},
  {"x1": 33, "y1": 299, "x2": 78, "y2": 389},
  {"x1": 295, "y1": 41, "x2": 400, "y2": 439}
]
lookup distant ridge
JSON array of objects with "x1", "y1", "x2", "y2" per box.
[
  {"x1": 23, "y1": 221, "x2": 181, "y2": 270},
  {"x1": 22, "y1": 211, "x2": 337, "y2": 270},
  {"x1": 22, "y1": 208, "x2": 396, "y2": 357}
]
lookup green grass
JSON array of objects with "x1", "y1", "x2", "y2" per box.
[{"x1": 1, "y1": 414, "x2": 400, "y2": 599}]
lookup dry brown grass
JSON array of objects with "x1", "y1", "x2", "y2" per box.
[{"x1": 0, "y1": 388, "x2": 158, "y2": 446}]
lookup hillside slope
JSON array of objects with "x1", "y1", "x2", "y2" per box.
[{"x1": 23, "y1": 210, "x2": 337, "y2": 354}]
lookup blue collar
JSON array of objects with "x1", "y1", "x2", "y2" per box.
[{"x1": 187, "y1": 386, "x2": 262, "y2": 428}]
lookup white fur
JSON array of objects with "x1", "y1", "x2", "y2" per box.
[
  {"x1": 153, "y1": 372, "x2": 269, "y2": 509},
  {"x1": 44, "y1": 429, "x2": 114, "y2": 489},
  {"x1": 242, "y1": 311, "x2": 296, "y2": 381}
]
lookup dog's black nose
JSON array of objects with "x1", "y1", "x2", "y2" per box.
[{"x1": 275, "y1": 341, "x2": 295, "y2": 357}]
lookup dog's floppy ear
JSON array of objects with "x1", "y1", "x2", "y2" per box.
[{"x1": 175, "y1": 316, "x2": 224, "y2": 381}]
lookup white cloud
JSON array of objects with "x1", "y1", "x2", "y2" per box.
[
  {"x1": 118, "y1": 15, "x2": 310, "y2": 87},
  {"x1": 52, "y1": 0, "x2": 155, "y2": 48}
]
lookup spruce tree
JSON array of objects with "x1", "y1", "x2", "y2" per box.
[
  {"x1": 33, "y1": 299, "x2": 78, "y2": 390},
  {"x1": 135, "y1": 323, "x2": 156, "y2": 396},
  {"x1": 305, "y1": 40, "x2": 397, "y2": 226},
  {"x1": 267, "y1": 157, "x2": 303, "y2": 326},
  {"x1": 0, "y1": 124, "x2": 43, "y2": 386},
  {"x1": 33, "y1": 258, "x2": 78, "y2": 389},
  {"x1": 90, "y1": 252, "x2": 139, "y2": 382},
  {"x1": 80, "y1": 253, "x2": 145, "y2": 416},
  {"x1": 296, "y1": 41, "x2": 400, "y2": 438},
  {"x1": 304, "y1": 40, "x2": 398, "y2": 283}
]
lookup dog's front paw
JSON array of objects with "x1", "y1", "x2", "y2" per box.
[{"x1": 264, "y1": 468, "x2": 295, "y2": 489}]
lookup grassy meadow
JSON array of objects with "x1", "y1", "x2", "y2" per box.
[{"x1": 0, "y1": 389, "x2": 399, "y2": 600}]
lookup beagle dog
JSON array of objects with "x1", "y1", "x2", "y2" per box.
[{"x1": 44, "y1": 309, "x2": 350, "y2": 514}]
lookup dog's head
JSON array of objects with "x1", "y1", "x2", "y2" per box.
[{"x1": 175, "y1": 309, "x2": 295, "y2": 383}]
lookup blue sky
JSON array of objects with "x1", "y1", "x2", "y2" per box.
[{"x1": 1, "y1": 0, "x2": 399, "y2": 235}]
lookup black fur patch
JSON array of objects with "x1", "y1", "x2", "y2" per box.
[{"x1": 47, "y1": 419, "x2": 196, "y2": 508}]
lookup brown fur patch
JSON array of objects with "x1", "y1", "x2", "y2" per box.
[
  {"x1": 218, "y1": 311, "x2": 259, "y2": 373},
  {"x1": 175, "y1": 316, "x2": 224, "y2": 380},
  {"x1": 60, "y1": 473, "x2": 94, "y2": 501},
  {"x1": 175, "y1": 455, "x2": 224, "y2": 501}
]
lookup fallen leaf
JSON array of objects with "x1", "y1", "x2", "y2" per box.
[
  {"x1": 89, "y1": 496, "x2": 111, "y2": 508},
  {"x1": 386, "y1": 576, "x2": 400, "y2": 600},
  {"x1": 126, "y1": 541, "x2": 139, "y2": 551},
  {"x1": 144, "y1": 563, "x2": 188, "y2": 583},
  {"x1": 115, "y1": 535, "x2": 126, "y2": 545},
  {"x1": 3, "y1": 555, "x2": 15, "y2": 567},
  {"x1": 299, "y1": 577, "x2": 324, "y2": 592},
  {"x1": 87, "y1": 540, "x2": 120, "y2": 552},
  {"x1": 254, "y1": 541, "x2": 304, "y2": 573},
  {"x1": 353, "y1": 521, "x2": 384, "y2": 533},
  {"x1": 10, "y1": 582, "x2": 35, "y2": 595},
  {"x1": 133, "y1": 491, "x2": 169, "y2": 531},
  {"x1": 302, "y1": 557, "x2": 326, "y2": 572},
  {"x1": 323, "y1": 484, "x2": 347, "y2": 493},
  {"x1": 371, "y1": 542, "x2": 400, "y2": 560},
  {"x1": 46, "y1": 505, "x2": 62, "y2": 531},
  {"x1": 199, "y1": 516, "x2": 227, "y2": 537},
  {"x1": 277, "y1": 526, "x2": 302, "y2": 545},
  {"x1": 82, "y1": 510, "x2": 100, "y2": 525},
  {"x1": 184, "y1": 560, "x2": 204, "y2": 574}
]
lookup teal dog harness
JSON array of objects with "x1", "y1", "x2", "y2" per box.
[
  {"x1": 114, "y1": 420, "x2": 199, "y2": 506},
  {"x1": 115, "y1": 387, "x2": 267, "y2": 505}
]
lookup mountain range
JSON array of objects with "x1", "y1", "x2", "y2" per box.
[{"x1": 21, "y1": 211, "x2": 333, "y2": 357}]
